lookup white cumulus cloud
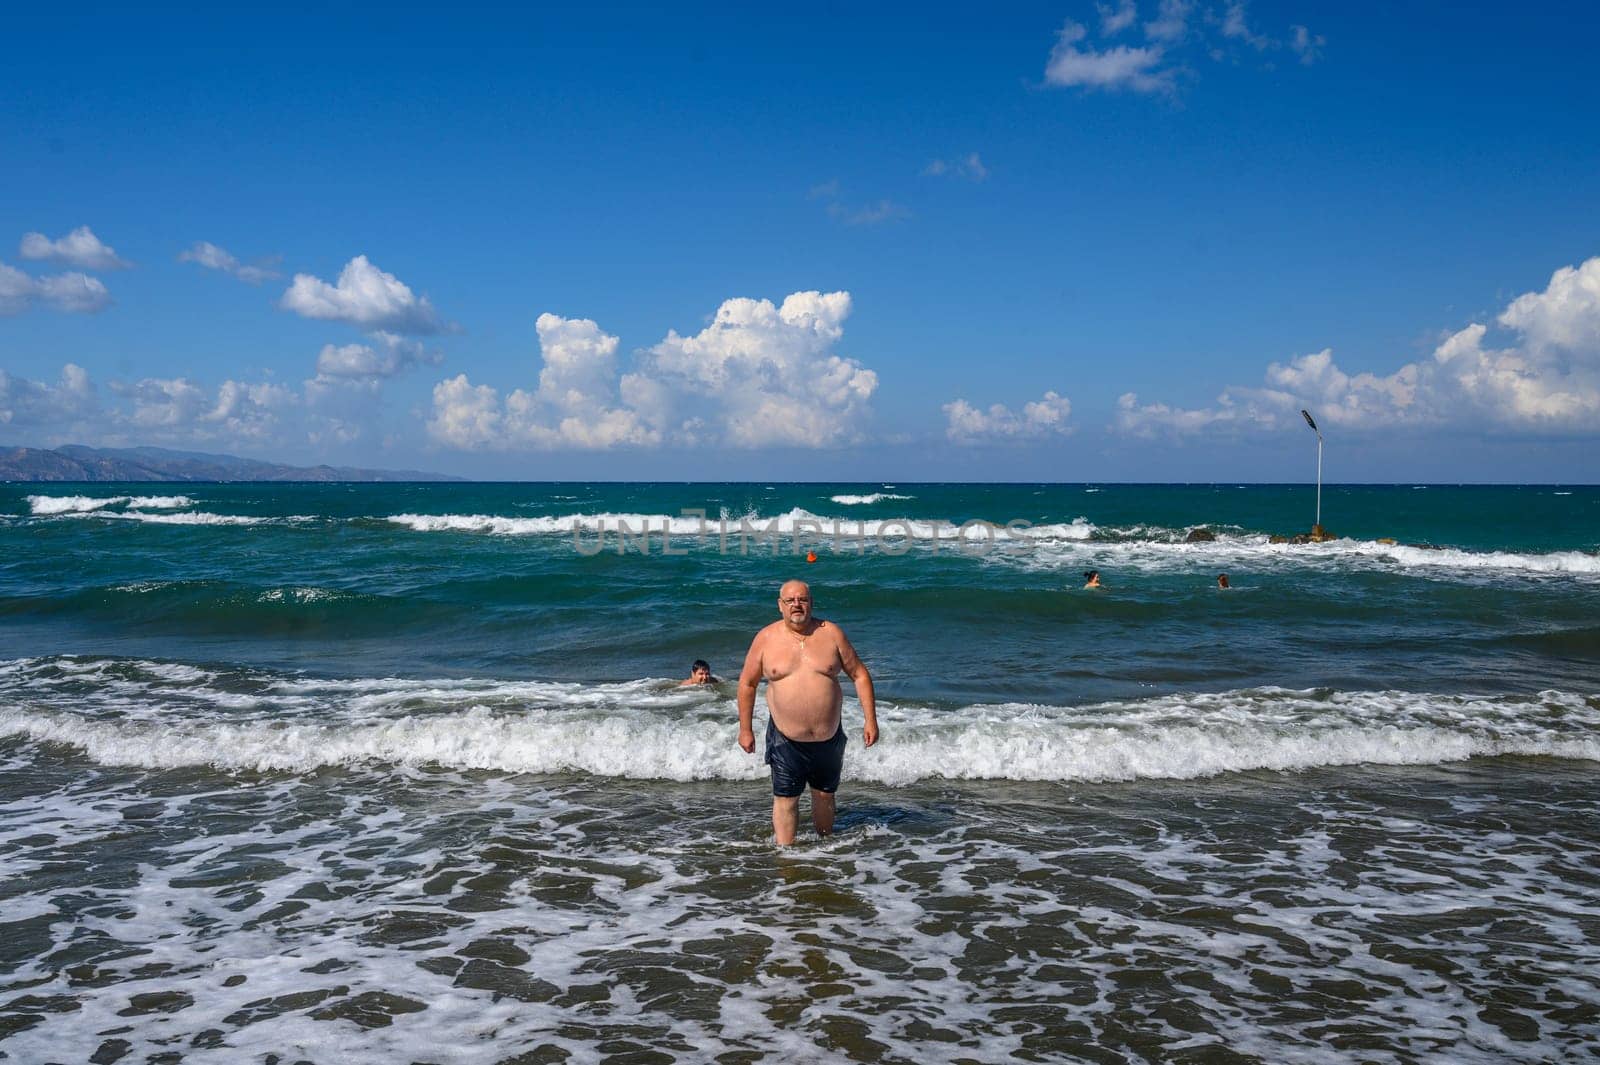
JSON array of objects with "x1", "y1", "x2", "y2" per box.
[
  {"x1": 109, "y1": 375, "x2": 302, "y2": 444},
  {"x1": 1116, "y1": 255, "x2": 1600, "y2": 438},
  {"x1": 18, "y1": 226, "x2": 130, "y2": 270},
  {"x1": 943, "y1": 391, "x2": 1073, "y2": 442},
  {"x1": 428, "y1": 292, "x2": 880, "y2": 452},
  {"x1": 1, "y1": 363, "x2": 398, "y2": 451},
  {"x1": 427, "y1": 314, "x2": 656, "y2": 450},
  {"x1": 280, "y1": 255, "x2": 443, "y2": 334},
  {"x1": 0, "y1": 261, "x2": 111, "y2": 315},
  {"x1": 0, "y1": 364, "x2": 97, "y2": 428},
  {"x1": 427, "y1": 374, "x2": 503, "y2": 449},
  {"x1": 625, "y1": 291, "x2": 877, "y2": 448},
  {"x1": 179, "y1": 241, "x2": 281, "y2": 284}
]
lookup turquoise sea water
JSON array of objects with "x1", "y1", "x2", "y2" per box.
[{"x1": 1, "y1": 482, "x2": 1597, "y2": 1063}]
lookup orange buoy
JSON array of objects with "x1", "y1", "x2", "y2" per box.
[{"x1": 805, "y1": 550, "x2": 818, "y2": 563}]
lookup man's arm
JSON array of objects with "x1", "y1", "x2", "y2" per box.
[
  {"x1": 735, "y1": 633, "x2": 765, "y2": 753},
  {"x1": 835, "y1": 628, "x2": 878, "y2": 748}
]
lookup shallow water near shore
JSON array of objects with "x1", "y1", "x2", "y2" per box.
[{"x1": 1, "y1": 482, "x2": 1597, "y2": 1063}]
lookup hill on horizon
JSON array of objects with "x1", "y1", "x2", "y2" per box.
[{"x1": 0, "y1": 444, "x2": 463, "y2": 483}]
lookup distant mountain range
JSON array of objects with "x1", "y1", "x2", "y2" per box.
[{"x1": 0, "y1": 445, "x2": 463, "y2": 483}]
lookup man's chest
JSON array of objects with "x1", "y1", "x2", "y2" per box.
[{"x1": 764, "y1": 637, "x2": 839, "y2": 680}]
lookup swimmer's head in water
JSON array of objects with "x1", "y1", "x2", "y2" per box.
[
  {"x1": 1217, "y1": 574, "x2": 1230, "y2": 589},
  {"x1": 689, "y1": 660, "x2": 712, "y2": 683},
  {"x1": 1083, "y1": 570, "x2": 1101, "y2": 588}
]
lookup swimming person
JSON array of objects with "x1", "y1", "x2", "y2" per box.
[
  {"x1": 679, "y1": 660, "x2": 719, "y2": 686},
  {"x1": 1083, "y1": 570, "x2": 1102, "y2": 589},
  {"x1": 1217, "y1": 574, "x2": 1230, "y2": 589},
  {"x1": 736, "y1": 579, "x2": 878, "y2": 845}
]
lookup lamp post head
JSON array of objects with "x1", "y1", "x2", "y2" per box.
[{"x1": 1300, "y1": 409, "x2": 1319, "y2": 432}]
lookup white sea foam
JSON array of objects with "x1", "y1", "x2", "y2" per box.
[
  {"x1": 112, "y1": 580, "x2": 172, "y2": 593},
  {"x1": 258, "y1": 587, "x2": 343, "y2": 604},
  {"x1": 2, "y1": 670, "x2": 1594, "y2": 781},
  {"x1": 388, "y1": 507, "x2": 1096, "y2": 545},
  {"x1": 829, "y1": 493, "x2": 913, "y2": 505},
  {"x1": 390, "y1": 508, "x2": 1589, "y2": 574},
  {"x1": 2, "y1": 657, "x2": 1597, "y2": 1064},
  {"x1": 27, "y1": 493, "x2": 195, "y2": 514},
  {"x1": 125, "y1": 494, "x2": 195, "y2": 509},
  {"x1": 70, "y1": 510, "x2": 279, "y2": 526},
  {"x1": 1021, "y1": 530, "x2": 1600, "y2": 577},
  {"x1": 28, "y1": 494, "x2": 129, "y2": 514}
]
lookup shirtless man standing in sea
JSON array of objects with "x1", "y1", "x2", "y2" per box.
[{"x1": 737, "y1": 579, "x2": 878, "y2": 845}]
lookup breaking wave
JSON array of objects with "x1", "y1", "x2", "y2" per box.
[
  {"x1": 3, "y1": 659, "x2": 1594, "y2": 783},
  {"x1": 830, "y1": 493, "x2": 914, "y2": 505},
  {"x1": 387, "y1": 508, "x2": 1096, "y2": 542},
  {"x1": 27, "y1": 494, "x2": 196, "y2": 514}
]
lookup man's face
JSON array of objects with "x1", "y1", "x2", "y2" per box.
[
  {"x1": 778, "y1": 584, "x2": 812, "y2": 625},
  {"x1": 691, "y1": 665, "x2": 711, "y2": 683}
]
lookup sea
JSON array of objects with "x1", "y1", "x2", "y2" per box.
[{"x1": 1, "y1": 482, "x2": 1597, "y2": 1064}]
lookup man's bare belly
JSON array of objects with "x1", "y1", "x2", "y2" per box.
[{"x1": 765, "y1": 672, "x2": 843, "y2": 741}]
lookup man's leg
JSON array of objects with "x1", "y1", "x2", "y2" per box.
[
  {"x1": 772, "y1": 796, "x2": 800, "y2": 845},
  {"x1": 811, "y1": 789, "x2": 836, "y2": 837}
]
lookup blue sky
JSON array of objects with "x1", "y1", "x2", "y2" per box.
[{"x1": 3, "y1": 2, "x2": 1598, "y2": 481}]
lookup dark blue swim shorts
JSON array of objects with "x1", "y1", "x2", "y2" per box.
[{"x1": 765, "y1": 719, "x2": 847, "y2": 797}]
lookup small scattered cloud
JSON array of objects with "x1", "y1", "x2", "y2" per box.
[
  {"x1": 18, "y1": 226, "x2": 130, "y2": 270},
  {"x1": 179, "y1": 241, "x2": 281, "y2": 284},
  {"x1": 923, "y1": 152, "x2": 989, "y2": 181},
  {"x1": 1289, "y1": 24, "x2": 1325, "y2": 65},
  {"x1": 430, "y1": 291, "x2": 880, "y2": 452},
  {"x1": 1143, "y1": 0, "x2": 1192, "y2": 44},
  {"x1": 809, "y1": 182, "x2": 909, "y2": 227},
  {"x1": 1220, "y1": 2, "x2": 1273, "y2": 51},
  {"x1": 1045, "y1": 19, "x2": 1173, "y2": 94},
  {"x1": 943, "y1": 391, "x2": 1073, "y2": 443},
  {"x1": 826, "y1": 199, "x2": 909, "y2": 226},
  {"x1": 1046, "y1": 1, "x2": 1321, "y2": 95},
  {"x1": 0, "y1": 261, "x2": 111, "y2": 316},
  {"x1": 280, "y1": 255, "x2": 444, "y2": 334},
  {"x1": 1097, "y1": 0, "x2": 1137, "y2": 35},
  {"x1": 315, "y1": 331, "x2": 442, "y2": 380},
  {"x1": 1115, "y1": 255, "x2": 1600, "y2": 438}
]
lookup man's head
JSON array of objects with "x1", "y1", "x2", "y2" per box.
[
  {"x1": 778, "y1": 579, "x2": 813, "y2": 626},
  {"x1": 689, "y1": 660, "x2": 712, "y2": 683}
]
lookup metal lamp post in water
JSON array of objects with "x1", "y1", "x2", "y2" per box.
[{"x1": 1300, "y1": 408, "x2": 1330, "y2": 541}]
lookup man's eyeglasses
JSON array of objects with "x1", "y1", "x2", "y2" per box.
[{"x1": 780, "y1": 597, "x2": 811, "y2": 605}]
